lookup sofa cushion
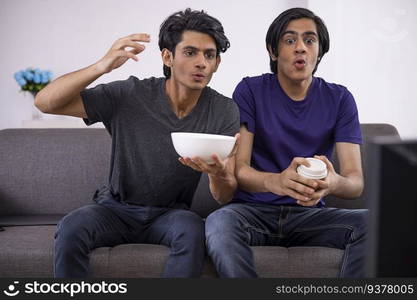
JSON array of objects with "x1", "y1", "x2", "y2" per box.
[
  {"x1": 0, "y1": 225, "x2": 343, "y2": 277},
  {"x1": 0, "y1": 226, "x2": 54, "y2": 277}
]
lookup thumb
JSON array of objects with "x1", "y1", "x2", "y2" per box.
[
  {"x1": 314, "y1": 155, "x2": 335, "y2": 172},
  {"x1": 228, "y1": 133, "x2": 240, "y2": 158}
]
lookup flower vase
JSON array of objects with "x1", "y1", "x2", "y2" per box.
[{"x1": 29, "y1": 91, "x2": 42, "y2": 121}]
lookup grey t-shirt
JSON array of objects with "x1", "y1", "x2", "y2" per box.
[{"x1": 81, "y1": 76, "x2": 240, "y2": 208}]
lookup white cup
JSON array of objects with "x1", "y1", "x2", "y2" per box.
[{"x1": 296, "y1": 157, "x2": 328, "y2": 179}]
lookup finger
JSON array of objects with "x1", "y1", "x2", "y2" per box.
[
  {"x1": 290, "y1": 157, "x2": 311, "y2": 169},
  {"x1": 182, "y1": 157, "x2": 203, "y2": 172},
  {"x1": 192, "y1": 157, "x2": 212, "y2": 172},
  {"x1": 315, "y1": 179, "x2": 329, "y2": 190},
  {"x1": 127, "y1": 33, "x2": 151, "y2": 42},
  {"x1": 314, "y1": 155, "x2": 334, "y2": 171},
  {"x1": 128, "y1": 48, "x2": 144, "y2": 57},
  {"x1": 310, "y1": 190, "x2": 324, "y2": 201},
  {"x1": 211, "y1": 154, "x2": 225, "y2": 169},
  {"x1": 297, "y1": 198, "x2": 321, "y2": 207},
  {"x1": 178, "y1": 157, "x2": 186, "y2": 165},
  {"x1": 123, "y1": 51, "x2": 139, "y2": 62},
  {"x1": 113, "y1": 50, "x2": 138, "y2": 62},
  {"x1": 115, "y1": 40, "x2": 146, "y2": 52},
  {"x1": 291, "y1": 172, "x2": 318, "y2": 189},
  {"x1": 285, "y1": 188, "x2": 311, "y2": 202},
  {"x1": 288, "y1": 180, "x2": 315, "y2": 196},
  {"x1": 228, "y1": 133, "x2": 241, "y2": 158}
]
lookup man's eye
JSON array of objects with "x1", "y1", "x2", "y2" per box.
[
  {"x1": 206, "y1": 53, "x2": 215, "y2": 59},
  {"x1": 285, "y1": 38, "x2": 296, "y2": 45},
  {"x1": 305, "y1": 38, "x2": 316, "y2": 45},
  {"x1": 184, "y1": 50, "x2": 194, "y2": 56}
]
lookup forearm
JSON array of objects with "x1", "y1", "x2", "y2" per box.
[
  {"x1": 330, "y1": 172, "x2": 364, "y2": 199},
  {"x1": 235, "y1": 163, "x2": 276, "y2": 193},
  {"x1": 35, "y1": 63, "x2": 104, "y2": 113},
  {"x1": 208, "y1": 173, "x2": 237, "y2": 205}
]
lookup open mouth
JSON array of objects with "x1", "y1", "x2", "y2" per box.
[{"x1": 294, "y1": 59, "x2": 306, "y2": 69}]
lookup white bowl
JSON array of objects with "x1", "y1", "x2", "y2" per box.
[{"x1": 171, "y1": 132, "x2": 236, "y2": 164}]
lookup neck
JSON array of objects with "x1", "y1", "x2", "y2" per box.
[
  {"x1": 165, "y1": 78, "x2": 203, "y2": 119},
  {"x1": 277, "y1": 73, "x2": 313, "y2": 101}
]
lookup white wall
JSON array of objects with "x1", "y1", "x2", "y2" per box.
[
  {"x1": 309, "y1": 0, "x2": 417, "y2": 138},
  {"x1": 1, "y1": 0, "x2": 416, "y2": 138}
]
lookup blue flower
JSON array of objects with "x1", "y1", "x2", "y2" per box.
[
  {"x1": 33, "y1": 73, "x2": 41, "y2": 84},
  {"x1": 14, "y1": 67, "x2": 53, "y2": 92},
  {"x1": 23, "y1": 70, "x2": 34, "y2": 81},
  {"x1": 14, "y1": 71, "x2": 23, "y2": 81},
  {"x1": 17, "y1": 78, "x2": 27, "y2": 86},
  {"x1": 40, "y1": 71, "x2": 49, "y2": 83}
]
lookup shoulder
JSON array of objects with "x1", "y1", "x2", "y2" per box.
[
  {"x1": 122, "y1": 76, "x2": 164, "y2": 93},
  {"x1": 314, "y1": 77, "x2": 358, "y2": 116},
  {"x1": 235, "y1": 73, "x2": 275, "y2": 91},
  {"x1": 205, "y1": 86, "x2": 238, "y2": 112},
  {"x1": 314, "y1": 77, "x2": 353, "y2": 100}
]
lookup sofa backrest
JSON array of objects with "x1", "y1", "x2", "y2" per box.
[
  {"x1": 0, "y1": 129, "x2": 111, "y2": 216},
  {"x1": 0, "y1": 124, "x2": 400, "y2": 218},
  {"x1": 325, "y1": 123, "x2": 400, "y2": 209}
]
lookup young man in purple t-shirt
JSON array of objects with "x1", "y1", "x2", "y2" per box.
[{"x1": 205, "y1": 7, "x2": 368, "y2": 277}]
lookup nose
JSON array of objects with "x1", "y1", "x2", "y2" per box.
[
  {"x1": 195, "y1": 52, "x2": 207, "y2": 69},
  {"x1": 295, "y1": 38, "x2": 307, "y2": 54}
]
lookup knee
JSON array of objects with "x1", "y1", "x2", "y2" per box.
[
  {"x1": 351, "y1": 209, "x2": 369, "y2": 238},
  {"x1": 55, "y1": 205, "x2": 98, "y2": 243},
  {"x1": 205, "y1": 208, "x2": 242, "y2": 245},
  {"x1": 171, "y1": 211, "x2": 205, "y2": 244}
]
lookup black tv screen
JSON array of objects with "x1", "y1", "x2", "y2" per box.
[{"x1": 365, "y1": 137, "x2": 417, "y2": 277}]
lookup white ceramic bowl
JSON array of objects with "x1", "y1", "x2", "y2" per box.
[{"x1": 171, "y1": 132, "x2": 236, "y2": 164}]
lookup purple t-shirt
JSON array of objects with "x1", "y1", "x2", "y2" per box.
[{"x1": 232, "y1": 73, "x2": 362, "y2": 206}]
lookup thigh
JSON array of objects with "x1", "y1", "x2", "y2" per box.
[
  {"x1": 144, "y1": 209, "x2": 205, "y2": 246},
  {"x1": 205, "y1": 203, "x2": 282, "y2": 246},
  {"x1": 283, "y1": 207, "x2": 368, "y2": 248},
  {"x1": 57, "y1": 203, "x2": 141, "y2": 248}
]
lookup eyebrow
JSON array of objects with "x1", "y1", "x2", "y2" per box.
[
  {"x1": 282, "y1": 30, "x2": 318, "y2": 37},
  {"x1": 182, "y1": 46, "x2": 217, "y2": 52}
]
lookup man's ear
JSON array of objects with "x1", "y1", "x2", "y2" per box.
[
  {"x1": 213, "y1": 55, "x2": 221, "y2": 73},
  {"x1": 267, "y1": 45, "x2": 277, "y2": 61},
  {"x1": 161, "y1": 48, "x2": 173, "y2": 67}
]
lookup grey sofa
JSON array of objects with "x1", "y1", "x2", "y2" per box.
[{"x1": 0, "y1": 124, "x2": 399, "y2": 277}]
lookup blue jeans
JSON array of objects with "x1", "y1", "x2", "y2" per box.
[
  {"x1": 205, "y1": 202, "x2": 368, "y2": 278},
  {"x1": 54, "y1": 189, "x2": 205, "y2": 278}
]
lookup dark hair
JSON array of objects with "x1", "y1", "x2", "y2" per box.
[
  {"x1": 265, "y1": 7, "x2": 330, "y2": 74},
  {"x1": 159, "y1": 8, "x2": 230, "y2": 78}
]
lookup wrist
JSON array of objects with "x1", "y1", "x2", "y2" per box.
[
  {"x1": 91, "y1": 60, "x2": 109, "y2": 76},
  {"x1": 328, "y1": 173, "x2": 341, "y2": 195},
  {"x1": 209, "y1": 171, "x2": 234, "y2": 184},
  {"x1": 263, "y1": 173, "x2": 278, "y2": 193}
]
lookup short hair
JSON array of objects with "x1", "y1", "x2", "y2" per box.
[
  {"x1": 265, "y1": 7, "x2": 330, "y2": 74},
  {"x1": 158, "y1": 8, "x2": 230, "y2": 78}
]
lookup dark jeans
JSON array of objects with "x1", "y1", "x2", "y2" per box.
[
  {"x1": 205, "y1": 202, "x2": 368, "y2": 278},
  {"x1": 54, "y1": 190, "x2": 205, "y2": 278}
]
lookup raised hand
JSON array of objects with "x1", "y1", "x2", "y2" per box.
[{"x1": 95, "y1": 33, "x2": 150, "y2": 74}]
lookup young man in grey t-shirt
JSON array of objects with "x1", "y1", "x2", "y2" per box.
[{"x1": 35, "y1": 8, "x2": 240, "y2": 278}]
